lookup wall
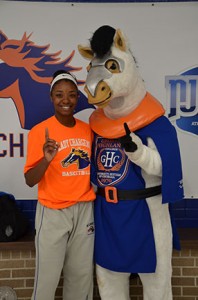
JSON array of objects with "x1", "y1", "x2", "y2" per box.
[
  {"x1": 0, "y1": 237, "x2": 198, "y2": 299},
  {"x1": 16, "y1": 199, "x2": 198, "y2": 230}
]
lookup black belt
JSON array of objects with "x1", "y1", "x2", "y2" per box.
[{"x1": 97, "y1": 185, "x2": 162, "y2": 203}]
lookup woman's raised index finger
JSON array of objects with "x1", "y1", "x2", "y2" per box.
[{"x1": 45, "y1": 127, "x2": 49, "y2": 141}]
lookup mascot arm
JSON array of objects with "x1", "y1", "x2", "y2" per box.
[{"x1": 125, "y1": 134, "x2": 162, "y2": 176}]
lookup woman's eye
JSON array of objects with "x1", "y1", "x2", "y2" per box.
[
  {"x1": 56, "y1": 93, "x2": 63, "y2": 98},
  {"x1": 69, "y1": 94, "x2": 76, "y2": 99}
]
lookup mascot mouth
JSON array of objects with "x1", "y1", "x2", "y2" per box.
[{"x1": 93, "y1": 92, "x2": 112, "y2": 107}]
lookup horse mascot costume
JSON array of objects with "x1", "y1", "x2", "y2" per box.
[{"x1": 78, "y1": 25, "x2": 184, "y2": 300}]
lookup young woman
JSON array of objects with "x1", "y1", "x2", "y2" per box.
[{"x1": 24, "y1": 70, "x2": 95, "y2": 300}]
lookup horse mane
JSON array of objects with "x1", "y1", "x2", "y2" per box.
[
  {"x1": 90, "y1": 25, "x2": 116, "y2": 58},
  {"x1": 72, "y1": 148, "x2": 89, "y2": 161},
  {"x1": 0, "y1": 31, "x2": 82, "y2": 84},
  {"x1": 89, "y1": 26, "x2": 138, "y2": 67}
]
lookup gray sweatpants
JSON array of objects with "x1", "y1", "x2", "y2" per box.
[{"x1": 32, "y1": 201, "x2": 94, "y2": 300}]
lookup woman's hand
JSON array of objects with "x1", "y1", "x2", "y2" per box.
[{"x1": 43, "y1": 128, "x2": 59, "y2": 162}]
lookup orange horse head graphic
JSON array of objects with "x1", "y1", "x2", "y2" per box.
[{"x1": 0, "y1": 31, "x2": 94, "y2": 129}]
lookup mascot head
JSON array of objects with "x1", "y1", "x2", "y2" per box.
[{"x1": 78, "y1": 25, "x2": 146, "y2": 119}]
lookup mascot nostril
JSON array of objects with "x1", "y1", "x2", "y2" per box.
[{"x1": 78, "y1": 25, "x2": 184, "y2": 300}]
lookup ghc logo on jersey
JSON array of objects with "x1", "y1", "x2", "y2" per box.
[
  {"x1": 95, "y1": 137, "x2": 128, "y2": 186},
  {"x1": 101, "y1": 151, "x2": 120, "y2": 168},
  {"x1": 165, "y1": 66, "x2": 198, "y2": 136}
]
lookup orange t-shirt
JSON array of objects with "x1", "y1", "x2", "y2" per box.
[{"x1": 24, "y1": 116, "x2": 95, "y2": 209}]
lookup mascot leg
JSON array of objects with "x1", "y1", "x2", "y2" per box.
[
  {"x1": 96, "y1": 264, "x2": 131, "y2": 300},
  {"x1": 139, "y1": 196, "x2": 173, "y2": 300}
]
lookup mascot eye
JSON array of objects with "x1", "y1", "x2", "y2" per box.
[
  {"x1": 87, "y1": 63, "x2": 91, "y2": 72},
  {"x1": 105, "y1": 60, "x2": 120, "y2": 73}
]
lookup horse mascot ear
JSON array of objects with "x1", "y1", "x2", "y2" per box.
[
  {"x1": 78, "y1": 28, "x2": 127, "y2": 59},
  {"x1": 78, "y1": 45, "x2": 94, "y2": 60}
]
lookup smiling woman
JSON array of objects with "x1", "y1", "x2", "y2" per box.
[{"x1": 23, "y1": 69, "x2": 96, "y2": 300}]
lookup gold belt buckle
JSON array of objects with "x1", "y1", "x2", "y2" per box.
[{"x1": 105, "y1": 186, "x2": 118, "y2": 203}]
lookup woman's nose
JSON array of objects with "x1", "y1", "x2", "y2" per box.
[{"x1": 62, "y1": 94, "x2": 70, "y2": 102}]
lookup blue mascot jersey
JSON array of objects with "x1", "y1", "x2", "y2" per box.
[{"x1": 92, "y1": 116, "x2": 184, "y2": 273}]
